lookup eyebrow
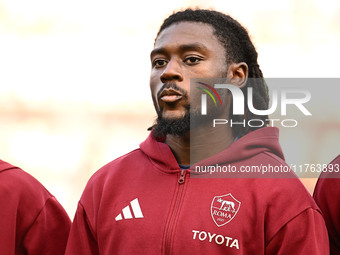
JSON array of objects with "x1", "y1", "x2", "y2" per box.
[{"x1": 150, "y1": 43, "x2": 209, "y2": 58}]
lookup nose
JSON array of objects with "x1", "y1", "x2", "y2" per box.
[{"x1": 160, "y1": 59, "x2": 183, "y2": 83}]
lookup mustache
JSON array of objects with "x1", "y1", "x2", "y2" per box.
[{"x1": 157, "y1": 82, "x2": 187, "y2": 99}]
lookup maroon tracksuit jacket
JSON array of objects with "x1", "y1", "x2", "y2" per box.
[
  {"x1": 66, "y1": 127, "x2": 329, "y2": 254},
  {"x1": 0, "y1": 160, "x2": 71, "y2": 254},
  {"x1": 314, "y1": 154, "x2": 340, "y2": 254}
]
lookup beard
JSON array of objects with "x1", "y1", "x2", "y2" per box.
[
  {"x1": 151, "y1": 81, "x2": 228, "y2": 139},
  {"x1": 151, "y1": 103, "x2": 225, "y2": 139},
  {"x1": 152, "y1": 108, "x2": 191, "y2": 139},
  {"x1": 151, "y1": 82, "x2": 190, "y2": 139}
]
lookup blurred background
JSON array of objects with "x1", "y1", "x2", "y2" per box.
[{"x1": 0, "y1": 0, "x2": 339, "y2": 217}]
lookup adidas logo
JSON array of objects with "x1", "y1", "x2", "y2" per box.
[{"x1": 115, "y1": 198, "x2": 144, "y2": 221}]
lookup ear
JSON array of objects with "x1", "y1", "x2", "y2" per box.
[{"x1": 227, "y1": 62, "x2": 248, "y2": 88}]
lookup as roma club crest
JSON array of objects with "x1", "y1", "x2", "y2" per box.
[{"x1": 211, "y1": 193, "x2": 241, "y2": 227}]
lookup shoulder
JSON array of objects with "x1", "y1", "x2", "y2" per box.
[
  {"x1": 0, "y1": 161, "x2": 51, "y2": 200},
  {"x1": 265, "y1": 206, "x2": 329, "y2": 254},
  {"x1": 0, "y1": 160, "x2": 60, "y2": 227},
  {"x1": 313, "y1": 155, "x2": 340, "y2": 205},
  {"x1": 313, "y1": 155, "x2": 340, "y2": 254},
  {"x1": 250, "y1": 177, "x2": 323, "y2": 246},
  {"x1": 313, "y1": 154, "x2": 340, "y2": 210},
  {"x1": 79, "y1": 148, "x2": 150, "y2": 202},
  {"x1": 314, "y1": 155, "x2": 340, "y2": 189},
  {"x1": 87, "y1": 148, "x2": 146, "y2": 184}
]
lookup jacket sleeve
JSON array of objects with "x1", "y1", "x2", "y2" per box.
[
  {"x1": 65, "y1": 202, "x2": 100, "y2": 255},
  {"x1": 265, "y1": 208, "x2": 329, "y2": 254},
  {"x1": 314, "y1": 176, "x2": 340, "y2": 254},
  {"x1": 23, "y1": 196, "x2": 71, "y2": 255}
]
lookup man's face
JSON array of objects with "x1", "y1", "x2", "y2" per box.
[
  {"x1": 150, "y1": 21, "x2": 228, "y2": 136},
  {"x1": 150, "y1": 21, "x2": 228, "y2": 117}
]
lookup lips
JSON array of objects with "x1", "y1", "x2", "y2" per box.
[{"x1": 159, "y1": 88, "x2": 183, "y2": 103}]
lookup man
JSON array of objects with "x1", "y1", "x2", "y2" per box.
[
  {"x1": 0, "y1": 159, "x2": 71, "y2": 254},
  {"x1": 314, "y1": 154, "x2": 340, "y2": 254},
  {"x1": 66, "y1": 9, "x2": 329, "y2": 254}
]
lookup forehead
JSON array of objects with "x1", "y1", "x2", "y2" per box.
[{"x1": 154, "y1": 21, "x2": 224, "y2": 53}]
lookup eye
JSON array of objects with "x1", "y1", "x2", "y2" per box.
[
  {"x1": 184, "y1": 56, "x2": 202, "y2": 65},
  {"x1": 153, "y1": 59, "x2": 167, "y2": 68}
]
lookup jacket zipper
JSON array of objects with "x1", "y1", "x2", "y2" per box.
[{"x1": 164, "y1": 169, "x2": 186, "y2": 255}]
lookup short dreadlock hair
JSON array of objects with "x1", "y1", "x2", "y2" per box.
[{"x1": 156, "y1": 8, "x2": 270, "y2": 136}]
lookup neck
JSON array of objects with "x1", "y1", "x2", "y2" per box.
[{"x1": 166, "y1": 124, "x2": 235, "y2": 166}]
